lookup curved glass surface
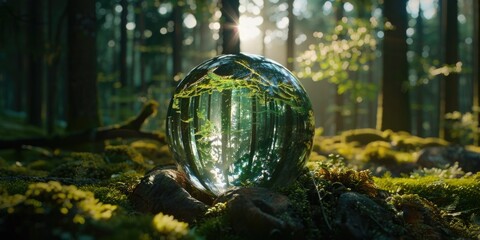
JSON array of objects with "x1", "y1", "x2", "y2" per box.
[{"x1": 166, "y1": 53, "x2": 315, "y2": 196}]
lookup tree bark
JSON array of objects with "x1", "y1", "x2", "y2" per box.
[
  {"x1": 46, "y1": 1, "x2": 67, "y2": 135},
  {"x1": 415, "y1": 3, "x2": 425, "y2": 136},
  {"x1": 286, "y1": 0, "x2": 295, "y2": 71},
  {"x1": 379, "y1": 0, "x2": 411, "y2": 132},
  {"x1": 474, "y1": 0, "x2": 479, "y2": 144},
  {"x1": 172, "y1": 2, "x2": 183, "y2": 83},
  {"x1": 66, "y1": 0, "x2": 100, "y2": 132},
  {"x1": 221, "y1": 0, "x2": 240, "y2": 54},
  {"x1": 334, "y1": 1, "x2": 344, "y2": 133},
  {"x1": 119, "y1": 0, "x2": 128, "y2": 88},
  {"x1": 440, "y1": 0, "x2": 459, "y2": 140},
  {"x1": 27, "y1": 0, "x2": 43, "y2": 127}
]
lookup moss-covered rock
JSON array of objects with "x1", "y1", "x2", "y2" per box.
[
  {"x1": 341, "y1": 128, "x2": 388, "y2": 146},
  {"x1": 104, "y1": 145, "x2": 144, "y2": 165},
  {"x1": 375, "y1": 176, "x2": 480, "y2": 218},
  {"x1": 49, "y1": 152, "x2": 111, "y2": 179},
  {"x1": 388, "y1": 194, "x2": 480, "y2": 239}
]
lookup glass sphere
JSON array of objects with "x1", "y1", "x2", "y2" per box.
[{"x1": 166, "y1": 53, "x2": 315, "y2": 196}]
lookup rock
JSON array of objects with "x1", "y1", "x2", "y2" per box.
[
  {"x1": 416, "y1": 146, "x2": 480, "y2": 173},
  {"x1": 389, "y1": 194, "x2": 457, "y2": 239},
  {"x1": 130, "y1": 167, "x2": 210, "y2": 223},
  {"x1": 215, "y1": 187, "x2": 304, "y2": 239},
  {"x1": 334, "y1": 192, "x2": 405, "y2": 239}
]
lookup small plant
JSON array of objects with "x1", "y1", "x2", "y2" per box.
[
  {"x1": 152, "y1": 212, "x2": 190, "y2": 239},
  {"x1": 410, "y1": 162, "x2": 472, "y2": 179}
]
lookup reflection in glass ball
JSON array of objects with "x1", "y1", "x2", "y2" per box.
[{"x1": 166, "y1": 53, "x2": 315, "y2": 196}]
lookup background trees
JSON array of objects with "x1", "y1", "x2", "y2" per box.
[{"x1": 0, "y1": 0, "x2": 478, "y2": 141}]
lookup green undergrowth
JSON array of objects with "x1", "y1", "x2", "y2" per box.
[
  {"x1": 1, "y1": 127, "x2": 480, "y2": 239},
  {"x1": 0, "y1": 181, "x2": 200, "y2": 239},
  {"x1": 375, "y1": 174, "x2": 480, "y2": 218}
]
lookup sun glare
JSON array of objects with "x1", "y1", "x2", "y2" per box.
[{"x1": 238, "y1": 15, "x2": 263, "y2": 41}]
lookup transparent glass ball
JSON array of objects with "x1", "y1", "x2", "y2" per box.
[{"x1": 166, "y1": 53, "x2": 315, "y2": 196}]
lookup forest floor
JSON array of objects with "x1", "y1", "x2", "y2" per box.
[{"x1": 0, "y1": 116, "x2": 479, "y2": 239}]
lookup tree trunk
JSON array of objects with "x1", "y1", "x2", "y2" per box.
[
  {"x1": 172, "y1": 3, "x2": 183, "y2": 83},
  {"x1": 334, "y1": 1, "x2": 344, "y2": 133},
  {"x1": 27, "y1": 0, "x2": 43, "y2": 127},
  {"x1": 138, "y1": 2, "x2": 146, "y2": 92},
  {"x1": 119, "y1": 0, "x2": 128, "y2": 88},
  {"x1": 440, "y1": 0, "x2": 459, "y2": 141},
  {"x1": 415, "y1": 3, "x2": 425, "y2": 136},
  {"x1": 473, "y1": 0, "x2": 479, "y2": 144},
  {"x1": 12, "y1": 5, "x2": 23, "y2": 112},
  {"x1": 66, "y1": 0, "x2": 100, "y2": 132},
  {"x1": 286, "y1": 0, "x2": 295, "y2": 71},
  {"x1": 221, "y1": 0, "x2": 240, "y2": 54},
  {"x1": 46, "y1": 1, "x2": 67, "y2": 135},
  {"x1": 379, "y1": 0, "x2": 411, "y2": 132}
]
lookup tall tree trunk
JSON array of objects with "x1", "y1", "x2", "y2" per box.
[
  {"x1": 221, "y1": 0, "x2": 240, "y2": 54},
  {"x1": 66, "y1": 0, "x2": 100, "y2": 132},
  {"x1": 27, "y1": 0, "x2": 43, "y2": 127},
  {"x1": 379, "y1": 0, "x2": 411, "y2": 132},
  {"x1": 415, "y1": 3, "x2": 425, "y2": 136},
  {"x1": 172, "y1": 3, "x2": 183, "y2": 83},
  {"x1": 334, "y1": 0, "x2": 344, "y2": 133},
  {"x1": 473, "y1": 0, "x2": 479, "y2": 144},
  {"x1": 119, "y1": 0, "x2": 128, "y2": 88},
  {"x1": 286, "y1": 0, "x2": 294, "y2": 71},
  {"x1": 137, "y1": 1, "x2": 146, "y2": 92},
  {"x1": 12, "y1": 7, "x2": 23, "y2": 112},
  {"x1": 440, "y1": 0, "x2": 459, "y2": 140},
  {"x1": 46, "y1": 1, "x2": 67, "y2": 135}
]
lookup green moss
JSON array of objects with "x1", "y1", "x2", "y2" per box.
[
  {"x1": 277, "y1": 180, "x2": 321, "y2": 239},
  {"x1": 387, "y1": 194, "x2": 480, "y2": 239},
  {"x1": 341, "y1": 128, "x2": 387, "y2": 146},
  {"x1": 49, "y1": 152, "x2": 111, "y2": 179},
  {"x1": 0, "y1": 181, "x2": 117, "y2": 238},
  {"x1": 130, "y1": 140, "x2": 175, "y2": 165},
  {"x1": 104, "y1": 145, "x2": 144, "y2": 165},
  {"x1": 0, "y1": 181, "x2": 200, "y2": 240},
  {"x1": 0, "y1": 163, "x2": 49, "y2": 177},
  {"x1": 195, "y1": 214, "x2": 242, "y2": 240},
  {"x1": 0, "y1": 179, "x2": 30, "y2": 195},
  {"x1": 375, "y1": 176, "x2": 480, "y2": 217},
  {"x1": 362, "y1": 141, "x2": 414, "y2": 165}
]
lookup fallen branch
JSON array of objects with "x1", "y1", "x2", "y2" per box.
[{"x1": 0, "y1": 101, "x2": 167, "y2": 150}]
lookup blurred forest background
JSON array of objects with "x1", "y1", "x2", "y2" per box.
[{"x1": 0, "y1": 0, "x2": 478, "y2": 143}]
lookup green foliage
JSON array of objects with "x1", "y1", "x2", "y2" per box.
[
  {"x1": 296, "y1": 18, "x2": 379, "y2": 99},
  {"x1": 444, "y1": 111, "x2": 478, "y2": 145},
  {"x1": 408, "y1": 58, "x2": 463, "y2": 87},
  {"x1": 312, "y1": 163, "x2": 378, "y2": 198},
  {"x1": 410, "y1": 162, "x2": 472, "y2": 179}
]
